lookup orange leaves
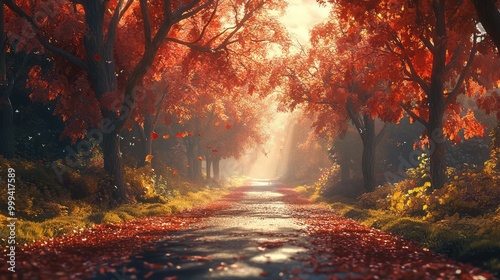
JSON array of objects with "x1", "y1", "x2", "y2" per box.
[
  {"x1": 145, "y1": 154, "x2": 154, "y2": 163},
  {"x1": 462, "y1": 109, "x2": 485, "y2": 140},
  {"x1": 176, "y1": 131, "x2": 189, "y2": 138}
]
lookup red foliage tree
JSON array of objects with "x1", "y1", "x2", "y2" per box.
[
  {"x1": 5, "y1": 0, "x2": 287, "y2": 201},
  {"x1": 272, "y1": 17, "x2": 389, "y2": 192},
  {"x1": 330, "y1": 0, "x2": 500, "y2": 190}
]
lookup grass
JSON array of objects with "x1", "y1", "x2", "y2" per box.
[
  {"x1": 0, "y1": 183, "x2": 233, "y2": 245},
  {"x1": 294, "y1": 184, "x2": 500, "y2": 277}
]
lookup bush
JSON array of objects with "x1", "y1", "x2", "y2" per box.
[{"x1": 357, "y1": 184, "x2": 392, "y2": 209}]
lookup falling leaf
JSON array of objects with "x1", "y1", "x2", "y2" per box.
[
  {"x1": 151, "y1": 131, "x2": 160, "y2": 140},
  {"x1": 143, "y1": 271, "x2": 154, "y2": 278},
  {"x1": 93, "y1": 54, "x2": 102, "y2": 61},
  {"x1": 212, "y1": 149, "x2": 218, "y2": 153},
  {"x1": 145, "y1": 154, "x2": 154, "y2": 163},
  {"x1": 163, "y1": 134, "x2": 170, "y2": 139},
  {"x1": 189, "y1": 132, "x2": 194, "y2": 137},
  {"x1": 225, "y1": 124, "x2": 231, "y2": 129},
  {"x1": 214, "y1": 122, "x2": 219, "y2": 127},
  {"x1": 172, "y1": 170, "x2": 178, "y2": 175},
  {"x1": 176, "y1": 132, "x2": 184, "y2": 138}
]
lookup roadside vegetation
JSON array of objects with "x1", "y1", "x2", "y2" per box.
[
  {"x1": 292, "y1": 141, "x2": 500, "y2": 276},
  {"x1": 0, "y1": 156, "x2": 240, "y2": 244}
]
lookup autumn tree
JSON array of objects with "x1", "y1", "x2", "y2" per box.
[
  {"x1": 329, "y1": 0, "x2": 499, "y2": 190},
  {"x1": 5, "y1": 0, "x2": 287, "y2": 201},
  {"x1": 272, "y1": 16, "x2": 391, "y2": 193}
]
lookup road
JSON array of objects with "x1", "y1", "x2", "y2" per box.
[
  {"x1": 94, "y1": 180, "x2": 318, "y2": 280},
  {"x1": 4, "y1": 179, "x2": 495, "y2": 279}
]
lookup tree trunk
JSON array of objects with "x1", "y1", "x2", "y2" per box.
[
  {"x1": 194, "y1": 144, "x2": 203, "y2": 181},
  {"x1": 428, "y1": 101, "x2": 446, "y2": 190},
  {"x1": 0, "y1": 88, "x2": 14, "y2": 159},
  {"x1": 102, "y1": 132, "x2": 125, "y2": 201},
  {"x1": 213, "y1": 157, "x2": 220, "y2": 181},
  {"x1": 473, "y1": 0, "x2": 500, "y2": 53},
  {"x1": 338, "y1": 147, "x2": 351, "y2": 182},
  {"x1": 427, "y1": 0, "x2": 447, "y2": 190},
  {"x1": 206, "y1": 156, "x2": 212, "y2": 179},
  {"x1": 361, "y1": 115, "x2": 376, "y2": 192},
  {"x1": 136, "y1": 118, "x2": 153, "y2": 167},
  {"x1": 186, "y1": 139, "x2": 195, "y2": 180},
  {"x1": 0, "y1": 5, "x2": 14, "y2": 159}
]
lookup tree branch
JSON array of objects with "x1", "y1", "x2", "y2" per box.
[
  {"x1": 140, "y1": 0, "x2": 152, "y2": 47},
  {"x1": 446, "y1": 34, "x2": 477, "y2": 106},
  {"x1": 4, "y1": 0, "x2": 88, "y2": 70},
  {"x1": 473, "y1": 0, "x2": 500, "y2": 53},
  {"x1": 402, "y1": 104, "x2": 429, "y2": 128},
  {"x1": 346, "y1": 99, "x2": 365, "y2": 141},
  {"x1": 443, "y1": 41, "x2": 463, "y2": 73}
]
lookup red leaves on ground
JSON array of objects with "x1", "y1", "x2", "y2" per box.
[{"x1": 0, "y1": 186, "x2": 251, "y2": 279}]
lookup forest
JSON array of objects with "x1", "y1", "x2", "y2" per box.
[{"x1": 0, "y1": 0, "x2": 499, "y2": 279}]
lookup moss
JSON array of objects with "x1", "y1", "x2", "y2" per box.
[
  {"x1": 101, "y1": 212, "x2": 123, "y2": 224},
  {"x1": 458, "y1": 240, "x2": 500, "y2": 267},
  {"x1": 344, "y1": 209, "x2": 370, "y2": 220},
  {"x1": 382, "y1": 218, "x2": 431, "y2": 243},
  {"x1": 426, "y1": 225, "x2": 468, "y2": 256}
]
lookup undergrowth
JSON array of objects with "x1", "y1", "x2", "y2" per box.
[
  {"x1": 0, "y1": 156, "x2": 236, "y2": 244},
  {"x1": 294, "y1": 147, "x2": 500, "y2": 276}
]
